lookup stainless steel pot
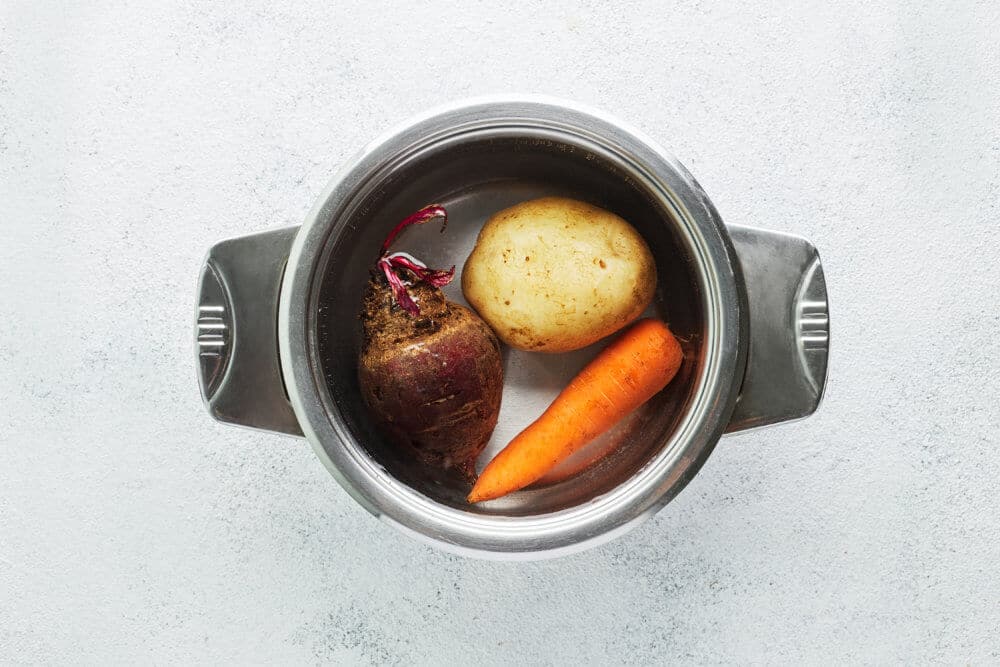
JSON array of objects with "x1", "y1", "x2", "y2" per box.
[{"x1": 195, "y1": 97, "x2": 829, "y2": 559}]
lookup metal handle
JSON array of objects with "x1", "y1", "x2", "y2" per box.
[
  {"x1": 195, "y1": 226, "x2": 304, "y2": 437},
  {"x1": 725, "y1": 225, "x2": 829, "y2": 432}
]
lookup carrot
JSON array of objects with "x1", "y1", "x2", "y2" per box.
[{"x1": 468, "y1": 317, "x2": 683, "y2": 503}]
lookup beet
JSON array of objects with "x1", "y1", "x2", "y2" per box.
[{"x1": 357, "y1": 206, "x2": 503, "y2": 480}]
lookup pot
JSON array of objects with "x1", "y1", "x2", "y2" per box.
[{"x1": 195, "y1": 97, "x2": 829, "y2": 559}]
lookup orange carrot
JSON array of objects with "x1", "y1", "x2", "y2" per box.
[{"x1": 468, "y1": 318, "x2": 683, "y2": 503}]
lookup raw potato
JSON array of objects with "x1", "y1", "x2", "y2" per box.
[{"x1": 462, "y1": 197, "x2": 657, "y2": 352}]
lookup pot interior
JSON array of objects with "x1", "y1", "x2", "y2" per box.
[{"x1": 314, "y1": 130, "x2": 706, "y2": 516}]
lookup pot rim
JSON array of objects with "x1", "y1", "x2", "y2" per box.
[{"x1": 278, "y1": 95, "x2": 747, "y2": 559}]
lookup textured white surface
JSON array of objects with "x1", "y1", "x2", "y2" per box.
[{"x1": 3, "y1": 1, "x2": 999, "y2": 663}]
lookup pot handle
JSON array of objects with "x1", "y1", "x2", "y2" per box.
[
  {"x1": 195, "y1": 226, "x2": 304, "y2": 437},
  {"x1": 724, "y1": 225, "x2": 829, "y2": 432}
]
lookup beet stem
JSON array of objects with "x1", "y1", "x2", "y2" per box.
[
  {"x1": 387, "y1": 254, "x2": 455, "y2": 288},
  {"x1": 380, "y1": 204, "x2": 448, "y2": 254},
  {"x1": 378, "y1": 204, "x2": 455, "y2": 316}
]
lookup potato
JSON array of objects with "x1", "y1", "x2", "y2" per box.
[{"x1": 462, "y1": 197, "x2": 657, "y2": 353}]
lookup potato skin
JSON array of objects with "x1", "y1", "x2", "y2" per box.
[{"x1": 462, "y1": 197, "x2": 657, "y2": 353}]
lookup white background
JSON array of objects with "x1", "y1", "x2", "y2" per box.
[{"x1": 3, "y1": 1, "x2": 998, "y2": 663}]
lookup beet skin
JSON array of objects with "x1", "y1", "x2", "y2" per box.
[{"x1": 358, "y1": 276, "x2": 503, "y2": 480}]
